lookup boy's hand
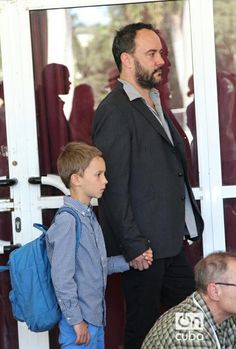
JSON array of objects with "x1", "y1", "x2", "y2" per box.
[
  {"x1": 73, "y1": 320, "x2": 90, "y2": 345},
  {"x1": 129, "y1": 248, "x2": 153, "y2": 271}
]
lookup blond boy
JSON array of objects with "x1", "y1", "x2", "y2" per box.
[{"x1": 46, "y1": 142, "x2": 152, "y2": 348}]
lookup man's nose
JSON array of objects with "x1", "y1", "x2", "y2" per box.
[
  {"x1": 156, "y1": 54, "x2": 165, "y2": 66},
  {"x1": 103, "y1": 175, "x2": 108, "y2": 185}
]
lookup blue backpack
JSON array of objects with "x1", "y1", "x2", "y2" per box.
[{"x1": 0, "y1": 206, "x2": 81, "y2": 332}]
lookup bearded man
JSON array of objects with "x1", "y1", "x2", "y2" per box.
[{"x1": 92, "y1": 22, "x2": 204, "y2": 349}]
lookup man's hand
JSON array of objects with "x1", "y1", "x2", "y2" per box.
[
  {"x1": 73, "y1": 320, "x2": 90, "y2": 345},
  {"x1": 129, "y1": 248, "x2": 153, "y2": 271}
]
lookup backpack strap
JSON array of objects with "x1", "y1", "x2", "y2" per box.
[
  {"x1": 0, "y1": 207, "x2": 81, "y2": 273},
  {"x1": 33, "y1": 206, "x2": 81, "y2": 244},
  {"x1": 55, "y1": 206, "x2": 81, "y2": 245},
  {"x1": 33, "y1": 223, "x2": 48, "y2": 234},
  {"x1": 0, "y1": 266, "x2": 9, "y2": 272}
]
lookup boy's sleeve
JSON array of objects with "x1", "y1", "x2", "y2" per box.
[
  {"x1": 107, "y1": 255, "x2": 129, "y2": 275},
  {"x1": 47, "y1": 212, "x2": 83, "y2": 325}
]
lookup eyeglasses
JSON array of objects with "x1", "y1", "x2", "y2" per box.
[{"x1": 215, "y1": 282, "x2": 236, "y2": 287}]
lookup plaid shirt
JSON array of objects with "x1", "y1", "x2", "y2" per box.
[{"x1": 141, "y1": 291, "x2": 236, "y2": 349}]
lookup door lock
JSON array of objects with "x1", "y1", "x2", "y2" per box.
[{"x1": 15, "y1": 217, "x2": 21, "y2": 232}]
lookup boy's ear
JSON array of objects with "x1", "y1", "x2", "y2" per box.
[{"x1": 70, "y1": 172, "x2": 82, "y2": 186}]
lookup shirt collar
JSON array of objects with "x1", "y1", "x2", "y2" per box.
[
  {"x1": 119, "y1": 78, "x2": 159, "y2": 102},
  {"x1": 194, "y1": 291, "x2": 217, "y2": 328},
  {"x1": 64, "y1": 195, "x2": 93, "y2": 217}
]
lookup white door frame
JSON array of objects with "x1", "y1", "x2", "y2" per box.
[
  {"x1": 0, "y1": 0, "x2": 224, "y2": 348},
  {"x1": 0, "y1": 1, "x2": 50, "y2": 348},
  {"x1": 189, "y1": 0, "x2": 226, "y2": 255}
]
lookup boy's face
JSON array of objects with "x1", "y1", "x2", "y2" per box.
[{"x1": 76, "y1": 156, "x2": 108, "y2": 204}]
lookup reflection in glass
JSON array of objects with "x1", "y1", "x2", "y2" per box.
[
  {"x1": 0, "y1": 81, "x2": 10, "y2": 198},
  {"x1": 35, "y1": 63, "x2": 70, "y2": 175},
  {"x1": 185, "y1": 75, "x2": 199, "y2": 187},
  {"x1": 224, "y1": 199, "x2": 236, "y2": 251},
  {"x1": 214, "y1": 1, "x2": 236, "y2": 256},
  {"x1": 69, "y1": 83, "x2": 95, "y2": 145},
  {"x1": 214, "y1": 0, "x2": 236, "y2": 186},
  {"x1": 31, "y1": 1, "x2": 196, "y2": 179}
]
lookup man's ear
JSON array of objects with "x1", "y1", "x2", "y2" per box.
[
  {"x1": 121, "y1": 52, "x2": 133, "y2": 69},
  {"x1": 207, "y1": 283, "x2": 220, "y2": 301}
]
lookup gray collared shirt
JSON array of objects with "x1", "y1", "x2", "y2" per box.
[
  {"x1": 119, "y1": 78, "x2": 165, "y2": 126},
  {"x1": 46, "y1": 196, "x2": 129, "y2": 326}
]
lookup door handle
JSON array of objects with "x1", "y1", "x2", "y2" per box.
[
  {"x1": 0, "y1": 241, "x2": 21, "y2": 254},
  {"x1": 28, "y1": 175, "x2": 69, "y2": 195},
  {"x1": 28, "y1": 175, "x2": 97, "y2": 205},
  {"x1": 0, "y1": 178, "x2": 18, "y2": 187},
  {"x1": 28, "y1": 176, "x2": 41, "y2": 185}
]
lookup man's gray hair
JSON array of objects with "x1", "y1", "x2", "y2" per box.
[{"x1": 194, "y1": 251, "x2": 236, "y2": 293}]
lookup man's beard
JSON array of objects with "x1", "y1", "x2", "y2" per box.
[{"x1": 134, "y1": 58, "x2": 162, "y2": 89}]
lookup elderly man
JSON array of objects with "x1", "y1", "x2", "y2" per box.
[{"x1": 142, "y1": 251, "x2": 236, "y2": 349}]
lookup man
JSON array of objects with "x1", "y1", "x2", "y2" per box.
[
  {"x1": 93, "y1": 22, "x2": 204, "y2": 349},
  {"x1": 142, "y1": 251, "x2": 236, "y2": 349}
]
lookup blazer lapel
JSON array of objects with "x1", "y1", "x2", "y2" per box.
[
  {"x1": 132, "y1": 98, "x2": 173, "y2": 146},
  {"x1": 167, "y1": 116, "x2": 188, "y2": 170}
]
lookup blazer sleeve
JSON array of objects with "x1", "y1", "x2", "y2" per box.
[{"x1": 93, "y1": 98, "x2": 150, "y2": 261}]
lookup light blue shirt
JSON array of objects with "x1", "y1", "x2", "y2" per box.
[
  {"x1": 119, "y1": 78, "x2": 164, "y2": 125},
  {"x1": 46, "y1": 196, "x2": 129, "y2": 326}
]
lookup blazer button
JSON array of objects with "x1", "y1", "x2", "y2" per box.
[
  {"x1": 178, "y1": 172, "x2": 183, "y2": 176},
  {"x1": 181, "y1": 195, "x2": 185, "y2": 201}
]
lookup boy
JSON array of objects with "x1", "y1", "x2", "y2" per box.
[{"x1": 46, "y1": 142, "x2": 152, "y2": 349}]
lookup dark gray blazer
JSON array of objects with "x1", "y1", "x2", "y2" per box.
[{"x1": 93, "y1": 81, "x2": 204, "y2": 261}]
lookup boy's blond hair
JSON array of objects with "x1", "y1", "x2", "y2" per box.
[{"x1": 57, "y1": 142, "x2": 103, "y2": 188}]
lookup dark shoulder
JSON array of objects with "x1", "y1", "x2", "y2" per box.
[
  {"x1": 96, "y1": 81, "x2": 128, "y2": 111},
  {"x1": 93, "y1": 82, "x2": 132, "y2": 130}
]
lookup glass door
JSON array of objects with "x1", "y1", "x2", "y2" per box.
[
  {"x1": 212, "y1": 0, "x2": 236, "y2": 252},
  {"x1": 29, "y1": 2, "x2": 204, "y2": 348},
  {"x1": 0, "y1": 0, "x2": 224, "y2": 348}
]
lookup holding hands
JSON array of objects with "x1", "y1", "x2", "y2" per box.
[{"x1": 129, "y1": 248, "x2": 153, "y2": 271}]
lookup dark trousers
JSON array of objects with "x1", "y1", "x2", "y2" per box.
[{"x1": 121, "y1": 248, "x2": 195, "y2": 349}]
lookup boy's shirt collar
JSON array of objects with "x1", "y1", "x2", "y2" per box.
[{"x1": 64, "y1": 195, "x2": 93, "y2": 217}]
